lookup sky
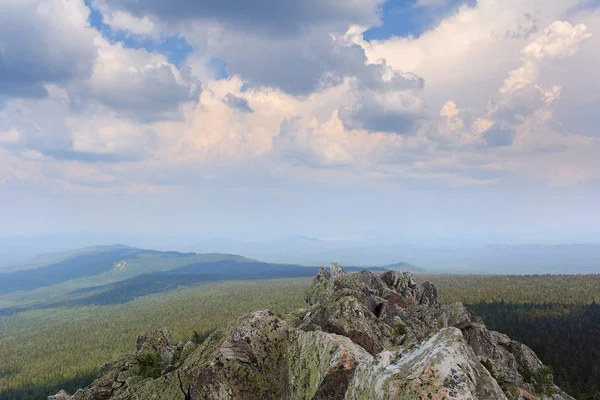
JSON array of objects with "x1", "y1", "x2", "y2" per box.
[{"x1": 1, "y1": 0, "x2": 600, "y2": 243}]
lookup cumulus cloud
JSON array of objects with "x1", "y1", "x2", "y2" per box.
[
  {"x1": 96, "y1": 0, "x2": 384, "y2": 36},
  {"x1": 274, "y1": 116, "x2": 355, "y2": 168},
  {"x1": 0, "y1": 90, "x2": 73, "y2": 157},
  {"x1": 331, "y1": 34, "x2": 427, "y2": 135},
  {"x1": 339, "y1": 89, "x2": 425, "y2": 134},
  {"x1": 2, "y1": 0, "x2": 600, "y2": 196},
  {"x1": 414, "y1": 0, "x2": 449, "y2": 8},
  {"x1": 521, "y1": 21, "x2": 592, "y2": 60},
  {"x1": 0, "y1": 129, "x2": 21, "y2": 145},
  {"x1": 481, "y1": 21, "x2": 591, "y2": 147},
  {"x1": 223, "y1": 94, "x2": 254, "y2": 113},
  {"x1": 501, "y1": 21, "x2": 591, "y2": 93},
  {"x1": 0, "y1": 0, "x2": 97, "y2": 98},
  {"x1": 70, "y1": 38, "x2": 202, "y2": 122},
  {"x1": 99, "y1": 9, "x2": 158, "y2": 36},
  {"x1": 0, "y1": 85, "x2": 161, "y2": 163},
  {"x1": 95, "y1": 0, "x2": 389, "y2": 96}
]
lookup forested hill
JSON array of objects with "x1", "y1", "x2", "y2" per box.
[
  {"x1": 0, "y1": 246, "x2": 253, "y2": 294},
  {"x1": 63, "y1": 261, "x2": 327, "y2": 306},
  {"x1": 0, "y1": 246, "x2": 387, "y2": 315}
]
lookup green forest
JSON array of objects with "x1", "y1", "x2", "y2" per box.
[
  {"x1": 468, "y1": 302, "x2": 600, "y2": 399},
  {"x1": 427, "y1": 274, "x2": 600, "y2": 399},
  {"x1": 0, "y1": 279, "x2": 310, "y2": 400},
  {"x1": 1, "y1": 273, "x2": 600, "y2": 399}
]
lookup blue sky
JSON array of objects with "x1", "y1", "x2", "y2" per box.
[
  {"x1": 85, "y1": 0, "x2": 194, "y2": 67},
  {"x1": 0, "y1": 0, "x2": 599, "y2": 244},
  {"x1": 363, "y1": 0, "x2": 478, "y2": 40}
]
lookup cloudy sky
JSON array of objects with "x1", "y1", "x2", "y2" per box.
[{"x1": 1, "y1": 0, "x2": 599, "y2": 242}]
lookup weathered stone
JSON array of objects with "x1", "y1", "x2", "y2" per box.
[
  {"x1": 111, "y1": 381, "x2": 123, "y2": 390},
  {"x1": 124, "y1": 372, "x2": 185, "y2": 400},
  {"x1": 329, "y1": 262, "x2": 346, "y2": 279},
  {"x1": 418, "y1": 280, "x2": 439, "y2": 307},
  {"x1": 178, "y1": 340, "x2": 197, "y2": 364},
  {"x1": 345, "y1": 328, "x2": 508, "y2": 400},
  {"x1": 287, "y1": 330, "x2": 373, "y2": 400},
  {"x1": 379, "y1": 270, "x2": 398, "y2": 289},
  {"x1": 161, "y1": 364, "x2": 178, "y2": 375},
  {"x1": 446, "y1": 302, "x2": 472, "y2": 329},
  {"x1": 324, "y1": 295, "x2": 390, "y2": 355},
  {"x1": 353, "y1": 269, "x2": 389, "y2": 298},
  {"x1": 186, "y1": 310, "x2": 291, "y2": 400},
  {"x1": 380, "y1": 270, "x2": 422, "y2": 305},
  {"x1": 98, "y1": 361, "x2": 114, "y2": 377},
  {"x1": 63, "y1": 265, "x2": 574, "y2": 400},
  {"x1": 136, "y1": 328, "x2": 175, "y2": 366},
  {"x1": 116, "y1": 370, "x2": 137, "y2": 383},
  {"x1": 463, "y1": 323, "x2": 522, "y2": 384},
  {"x1": 284, "y1": 307, "x2": 309, "y2": 328},
  {"x1": 509, "y1": 341, "x2": 543, "y2": 381},
  {"x1": 305, "y1": 267, "x2": 332, "y2": 306},
  {"x1": 48, "y1": 389, "x2": 71, "y2": 400},
  {"x1": 125, "y1": 375, "x2": 143, "y2": 387},
  {"x1": 384, "y1": 291, "x2": 407, "y2": 309}
]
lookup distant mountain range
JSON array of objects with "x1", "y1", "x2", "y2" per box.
[
  {"x1": 3, "y1": 234, "x2": 600, "y2": 275},
  {"x1": 1, "y1": 240, "x2": 599, "y2": 317},
  {"x1": 0, "y1": 245, "x2": 401, "y2": 315},
  {"x1": 182, "y1": 237, "x2": 600, "y2": 274}
]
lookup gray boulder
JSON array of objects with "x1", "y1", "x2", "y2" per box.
[{"x1": 346, "y1": 328, "x2": 508, "y2": 400}]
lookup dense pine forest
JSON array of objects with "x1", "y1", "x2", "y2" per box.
[
  {"x1": 468, "y1": 302, "x2": 600, "y2": 399},
  {"x1": 1, "y1": 273, "x2": 599, "y2": 399},
  {"x1": 0, "y1": 279, "x2": 310, "y2": 400},
  {"x1": 429, "y1": 274, "x2": 600, "y2": 400}
]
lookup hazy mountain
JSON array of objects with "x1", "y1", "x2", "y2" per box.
[
  {"x1": 0, "y1": 245, "x2": 394, "y2": 312},
  {"x1": 0, "y1": 246, "x2": 254, "y2": 295},
  {"x1": 4, "y1": 233, "x2": 599, "y2": 275},
  {"x1": 380, "y1": 262, "x2": 424, "y2": 272},
  {"x1": 62, "y1": 261, "x2": 327, "y2": 306},
  {"x1": 182, "y1": 235, "x2": 360, "y2": 262},
  {"x1": 249, "y1": 242, "x2": 600, "y2": 274},
  {"x1": 122, "y1": 237, "x2": 600, "y2": 274}
]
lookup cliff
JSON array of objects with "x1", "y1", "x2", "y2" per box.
[{"x1": 50, "y1": 264, "x2": 575, "y2": 400}]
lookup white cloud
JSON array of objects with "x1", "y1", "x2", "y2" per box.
[
  {"x1": 1, "y1": 0, "x2": 600, "y2": 196},
  {"x1": 521, "y1": 21, "x2": 592, "y2": 60},
  {"x1": 96, "y1": 0, "x2": 384, "y2": 36},
  {"x1": 0, "y1": 129, "x2": 21, "y2": 145},
  {"x1": 67, "y1": 114, "x2": 161, "y2": 160},
  {"x1": 414, "y1": 0, "x2": 449, "y2": 8},
  {"x1": 100, "y1": 10, "x2": 158, "y2": 36},
  {"x1": 0, "y1": 0, "x2": 97, "y2": 97},
  {"x1": 71, "y1": 37, "x2": 202, "y2": 121},
  {"x1": 501, "y1": 21, "x2": 591, "y2": 93}
]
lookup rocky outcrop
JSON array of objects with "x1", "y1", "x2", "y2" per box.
[
  {"x1": 136, "y1": 328, "x2": 177, "y2": 367},
  {"x1": 51, "y1": 263, "x2": 575, "y2": 400},
  {"x1": 346, "y1": 328, "x2": 506, "y2": 400},
  {"x1": 48, "y1": 390, "x2": 71, "y2": 400},
  {"x1": 287, "y1": 330, "x2": 373, "y2": 399}
]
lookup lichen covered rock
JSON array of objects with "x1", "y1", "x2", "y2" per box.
[
  {"x1": 463, "y1": 323, "x2": 523, "y2": 384},
  {"x1": 48, "y1": 390, "x2": 71, "y2": 400},
  {"x1": 136, "y1": 328, "x2": 175, "y2": 367},
  {"x1": 53, "y1": 264, "x2": 575, "y2": 400},
  {"x1": 186, "y1": 310, "x2": 291, "y2": 399},
  {"x1": 287, "y1": 330, "x2": 373, "y2": 400},
  {"x1": 345, "y1": 328, "x2": 507, "y2": 400}
]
